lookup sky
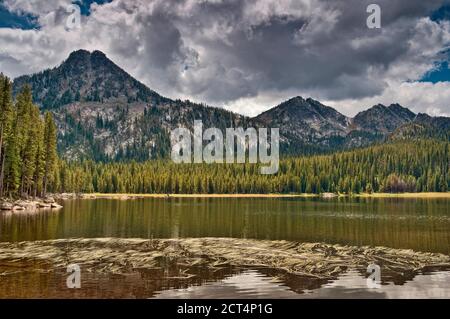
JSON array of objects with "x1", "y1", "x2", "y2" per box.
[{"x1": 1, "y1": 0, "x2": 450, "y2": 117}]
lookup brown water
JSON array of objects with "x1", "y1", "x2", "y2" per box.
[{"x1": 0, "y1": 197, "x2": 449, "y2": 298}]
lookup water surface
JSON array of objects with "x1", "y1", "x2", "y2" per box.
[
  {"x1": 0, "y1": 197, "x2": 449, "y2": 298},
  {"x1": 1, "y1": 197, "x2": 448, "y2": 253}
]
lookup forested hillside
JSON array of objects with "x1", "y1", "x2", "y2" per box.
[{"x1": 53, "y1": 140, "x2": 449, "y2": 194}]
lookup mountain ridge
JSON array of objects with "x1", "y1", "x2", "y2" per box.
[{"x1": 10, "y1": 49, "x2": 450, "y2": 161}]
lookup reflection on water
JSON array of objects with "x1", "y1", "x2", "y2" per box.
[
  {"x1": 154, "y1": 269, "x2": 450, "y2": 299},
  {"x1": 1, "y1": 260, "x2": 449, "y2": 298},
  {"x1": 301, "y1": 270, "x2": 450, "y2": 299},
  {"x1": 154, "y1": 269, "x2": 299, "y2": 299},
  {"x1": 0, "y1": 197, "x2": 449, "y2": 253}
]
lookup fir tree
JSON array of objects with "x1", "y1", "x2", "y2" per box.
[{"x1": 43, "y1": 112, "x2": 57, "y2": 195}]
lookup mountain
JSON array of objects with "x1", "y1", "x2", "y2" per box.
[
  {"x1": 13, "y1": 49, "x2": 166, "y2": 109},
  {"x1": 13, "y1": 50, "x2": 249, "y2": 161},
  {"x1": 11, "y1": 50, "x2": 450, "y2": 161},
  {"x1": 257, "y1": 96, "x2": 350, "y2": 139},
  {"x1": 255, "y1": 98, "x2": 450, "y2": 150},
  {"x1": 389, "y1": 113, "x2": 450, "y2": 141},
  {"x1": 255, "y1": 96, "x2": 355, "y2": 153},
  {"x1": 353, "y1": 103, "x2": 415, "y2": 133}
]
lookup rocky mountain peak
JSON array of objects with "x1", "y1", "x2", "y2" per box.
[
  {"x1": 66, "y1": 49, "x2": 90, "y2": 61},
  {"x1": 255, "y1": 96, "x2": 351, "y2": 145},
  {"x1": 13, "y1": 49, "x2": 163, "y2": 109},
  {"x1": 387, "y1": 103, "x2": 416, "y2": 120},
  {"x1": 353, "y1": 103, "x2": 416, "y2": 133}
]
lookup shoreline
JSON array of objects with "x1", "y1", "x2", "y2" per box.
[
  {"x1": 80, "y1": 192, "x2": 450, "y2": 199},
  {"x1": 3, "y1": 192, "x2": 449, "y2": 210},
  {"x1": 355, "y1": 192, "x2": 450, "y2": 198}
]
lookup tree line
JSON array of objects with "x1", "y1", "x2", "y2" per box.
[
  {"x1": 0, "y1": 74, "x2": 58, "y2": 198},
  {"x1": 2, "y1": 80, "x2": 448, "y2": 196},
  {"x1": 54, "y1": 140, "x2": 449, "y2": 194}
]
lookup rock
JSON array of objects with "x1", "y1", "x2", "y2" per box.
[
  {"x1": 1, "y1": 202, "x2": 14, "y2": 210},
  {"x1": 51, "y1": 203, "x2": 63, "y2": 209},
  {"x1": 2, "y1": 198, "x2": 63, "y2": 211},
  {"x1": 80, "y1": 194, "x2": 96, "y2": 199},
  {"x1": 321, "y1": 193, "x2": 337, "y2": 198},
  {"x1": 44, "y1": 197, "x2": 55, "y2": 204},
  {"x1": 14, "y1": 200, "x2": 28, "y2": 207},
  {"x1": 55, "y1": 193, "x2": 76, "y2": 200}
]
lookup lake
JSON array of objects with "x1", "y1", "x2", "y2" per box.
[{"x1": 0, "y1": 197, "x2": 449, "y2": 298}]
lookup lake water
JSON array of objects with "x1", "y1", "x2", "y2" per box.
[{"x1": 0, "y1": 197, "x2": 449, "y2": 298}]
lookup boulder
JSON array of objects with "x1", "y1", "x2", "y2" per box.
[
  {"x1": 44, "y1": 197, "x2": 55, "y2": 204},
  {"x1": 14, "y1": 200, "x2": 40, "y2": 210},
  {"x1": 51, "y1": 203, "x2": 63, "y2": 209},
  {"x1": 321, "y1": 193, "x2": 337, "y2": 198},
  {"x1": 1, "y1": 202, "x2": 14, "y2": 210}
]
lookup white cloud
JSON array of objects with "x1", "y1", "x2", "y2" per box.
[{"x1": 326, "y1": 81, "x2": 450, "y2": 117}]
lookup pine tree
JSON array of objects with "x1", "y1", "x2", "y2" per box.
[
  {"x1": 33, "y1": 118, "x2": 45, "y2": 197},
  {"x1": 3, "y1": 117, "x2": 20, "y2": 196},
  {"x1": 43, "y1": 112, "x2": 58, "y2": 195},
  {"x1": 0, "y1": 74, "x2": 13, "y2": 197}
]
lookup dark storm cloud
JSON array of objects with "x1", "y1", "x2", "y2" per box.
[{"x1": 104, "y1": 0, "x2": 447, "y2": 104}]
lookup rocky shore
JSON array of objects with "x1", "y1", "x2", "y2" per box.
[{"x1": 0, "y1": 194, "x2": 76, "y2": 211}]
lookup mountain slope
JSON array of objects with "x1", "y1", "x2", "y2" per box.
[
  {"x1": 13, "y1": 50, "x2": 249, "y2": 161},
  {"x1": 353, "y1": 103, "x2": 416, "y2": 133},
  {"x1": 13, "y1": 49, "x2": 167, "y2": 109},
  {"x1": 255, "y1": 96, "x2": 354, "y2": 152},
  {"x1": 257, "y1": 97, "x2": 350, "y2": 139},
  {"x1": 11, "y1": 49, "x2": 450, "y2": 161}
]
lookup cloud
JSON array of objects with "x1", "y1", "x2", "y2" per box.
[
  {"x1": 326, "y1": 81, "x2": 450, "y2": 117},
  {"x1": 0, "y1": 0, "x2": 450, "y2": 117}
]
